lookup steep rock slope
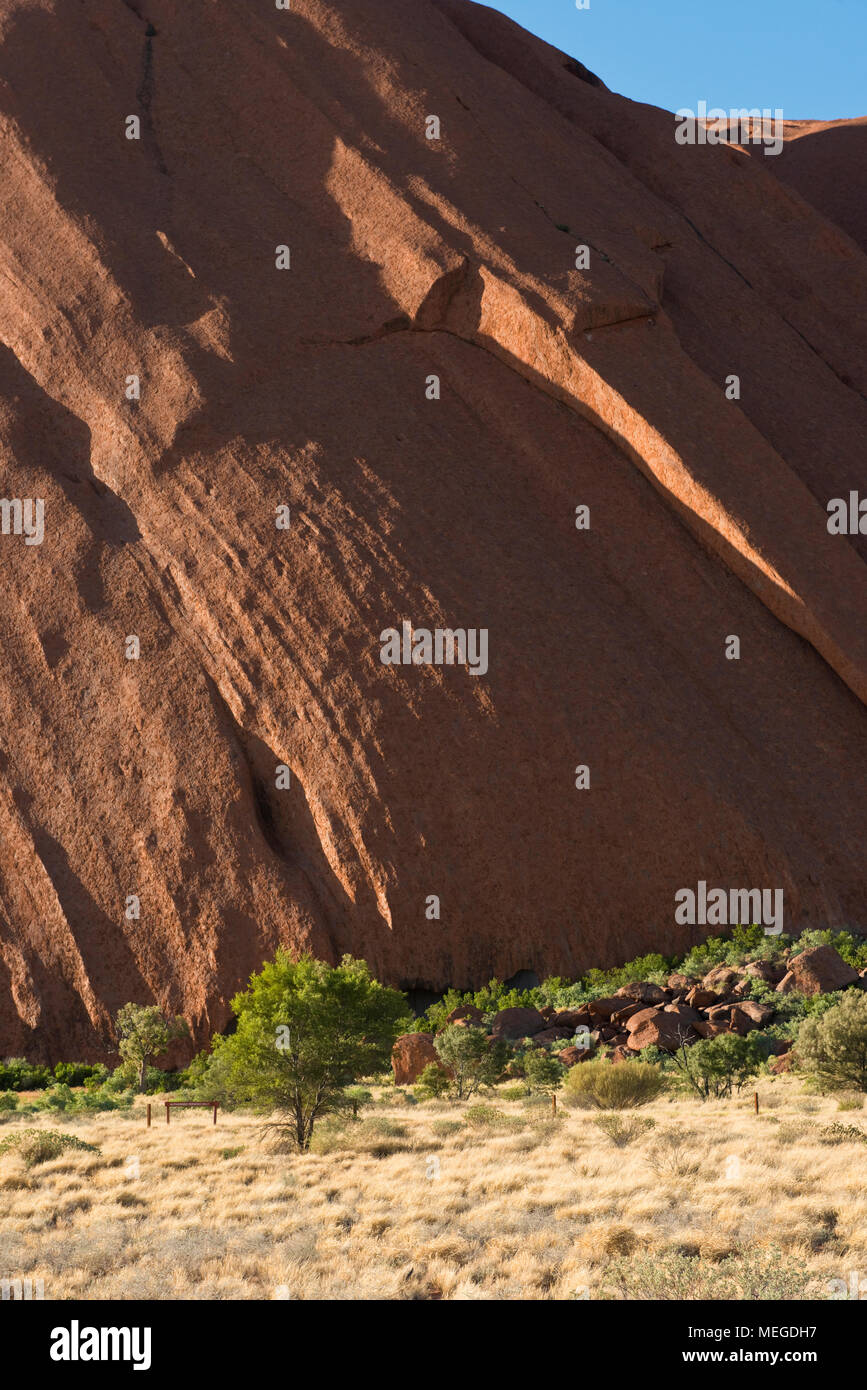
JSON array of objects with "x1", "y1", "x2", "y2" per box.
[
  {"x1": 0, "y1": 0, "x2": 865, "y2": 1059},
  {"x1": 774, "y1": 118, "x2": 867, "y2": 255}
]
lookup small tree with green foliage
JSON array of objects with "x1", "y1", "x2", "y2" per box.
[
  {"x1": 431, "y1": 1025, "x2": 510, "y2": 1101},
  {"x1": 201, "y1": 952, "x2": 410, "y2": 1151},
  {"x1": 797, "y1": 990, "x2": 867, "y2": 1092},
  {"x1": 522, "y1": 1048, "x2": 563, "y2": 1096},
  {"x1": 115, "y1": 1004, "x2": 189, "y2": 1093},
  {"x1": 669, "y1": 1033, "x2": 763, "y2": 1100}
]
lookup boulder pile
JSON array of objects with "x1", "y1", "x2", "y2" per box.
[{"x1": 392, "y1": 945, "x2": 865, "y2": 1079}]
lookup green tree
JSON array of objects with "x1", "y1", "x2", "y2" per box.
[
  {"x1": 432, "y1": 1025, "x2": 510, "y2": 1101},
  {"x1": 206, "y1": 952, "x2": 410, "y2": 1151},
  {"x1": 115, "y1": 1004, "x2": 189, "y2": 1093},
  {"x1": 669, "y1": 1033, "x2": 763, "y2": 1101},
  {"x1": 522, "y1": 1048, "x2": 563, "y2": 1096},
  {"x1": 797, "y1": 990, "x2": 867, "y2": 1092}
]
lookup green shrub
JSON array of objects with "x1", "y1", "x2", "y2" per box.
[
  {"x1": 797, "y1": 990, "x2": 867, "y2": 1092},
  {"x1": 563, "y1": 1060, "x2": 665, "y2": 1110},
  {"x1": 0, "y1": 1093, "x2": 18, "y2": 1113},
  {"x1": 414, "y1": 1063, "x2": 452, "y2": 1101},
  {"x1": 429, "y1": 1026, "x2": 510, "y2": 1102},
  {"x1": 35, "y1": 1084, "x2": 77, "y2": 1112},
  {"x1": 52, "y1": 1062, "x2": 101, "y2": 1088},
  {"x1": 580, "y1": 954, "x2": 670, "y2": 998},
  {"x1": 0, "y1": 1058, "x2": 52, "y2": 1092},
  {"x1": 0, "y1": 1128, "x2": 99, "y2": 1167}
]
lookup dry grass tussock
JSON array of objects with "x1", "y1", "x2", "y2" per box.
[{"x1": 0, "y1": 1078, "x2": 864, "y2": 1300}]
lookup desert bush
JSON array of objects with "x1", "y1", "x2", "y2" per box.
[
  {"x1": 593, "y1": 1114, "x2": 656, "y2": 1147},
  {"x1": 563, "y1": 1060, "x2": 666, "y2": 1110},
  {"x1": 497, "y1": 1084, "x2": 527, "y2": 1102},
  {"x1": 797, "y1": 990, "x2": 867, "y2": 1092},
  {"x1": 342, "y1": 1086, "x2": 374, "y2": 1117},
  {"x1": 819, "y1": 1122, "x2": 867, "y2": 1146},
  {"x1": 646, "y1": 1129, "x2": 700, "y2": 1178},
  {"x1": 0, "y1": 1093, "x2": 18, "y2": 1113},
  {"x1": 0, "y1": 1128, "x2": 99, "y2": 1167},
  {"x1": 463, "y1": 1105, "x2": 523, "y2": 1131},
  {"x1": 430, "y1": 1120, "x2": 462, "y2": 1138},
  {"x1": 603, "y1": 1246, "x2": 815, "y2": 1300},
  {"x1": 579, "y1": 954, "x2": 670, "y2": 999}
]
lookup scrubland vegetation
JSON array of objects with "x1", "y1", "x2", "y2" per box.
[{"x1": 1, "y1": 925, "x2": 866, "y2": 1300}]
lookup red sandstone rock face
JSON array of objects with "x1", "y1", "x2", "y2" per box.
[
  {"x1": 773, "y1": 119, "x2": 867, "y2": 255},
  {"x1": 0, "y1": 0, "x2": 865, "y2": 1061}
]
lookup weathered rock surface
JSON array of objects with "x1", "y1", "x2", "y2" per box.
[
  {"x1": 392, "y1": 1032, "x2": 443, "y2": 1085},
  {"x1": 0, "y1": 0, "x2": 866, "y2": 1059}
]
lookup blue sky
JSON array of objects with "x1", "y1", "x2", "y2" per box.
[{"x1": 485, "y1": 0, "x2": 867, "y2": 120}]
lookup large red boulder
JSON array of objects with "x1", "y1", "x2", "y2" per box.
[
  {"x1": 785, "y1": 946, "x2": 859, "y2": 996},
  {"x1": 610, "y1": 1001, "x2": 649, "y2": 1026},
  {"x1": 769, "y1": 1052, "x2": 795, "y2": 1074},
  {"x1": 490, "y1": 1007, "x2": 546, "y2": 1040},
  {"x1": 624, "y1": 1006, "x2": 661, "y2": 1033},
  {"x1": 552, "y1": 1009, "x2": 594, "y2": 1030},
  {"x1": 627, "y1": 1013, "x2": 698, "y2": 1053},
  {"x1": 445, "y1": 1004, "x2": 484, "y2": 1025},
  {"x1": 616, "y1": 982, "x2": 669, "y2": 1005},
  {"x1": 668, "y1": 974, "x2": 699, "y2": 992},
  {"x1": 744, "y1": 960, "x2": 787, "y2": 985},
  {"x1": 693, "y1": 1021, "x2": 729, "y2": 1039},
  {"x1": 391, "y1": 1033, "x2": 446, "y2": 1085},
  {"x1": 558, "y1": 1044, "x2": 595, "y2": 1066},
  {"x1": 702, "y1": 966, "x2": 744, "y2": 992},
  {"x1": 730, "y1": 999, "x2": 775, "y2": 1031},
  {"x1": 532, "y1": 1026, "x2": 574, "y2": 1045},
  {"x1": 685, "y1": 987, "x2": 719, "y2": 1009},
  {"x1": 587, "y1": 995, "x2": 631, "y2": 1021}
]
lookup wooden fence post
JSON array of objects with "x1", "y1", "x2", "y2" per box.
[{"x1": 146, "y1": 1103, "x2": 151, "y2": 1128}]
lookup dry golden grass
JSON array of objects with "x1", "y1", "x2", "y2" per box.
[{"x1": 0, "y1": 1077, "x2": 864, "y2": 1300}]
